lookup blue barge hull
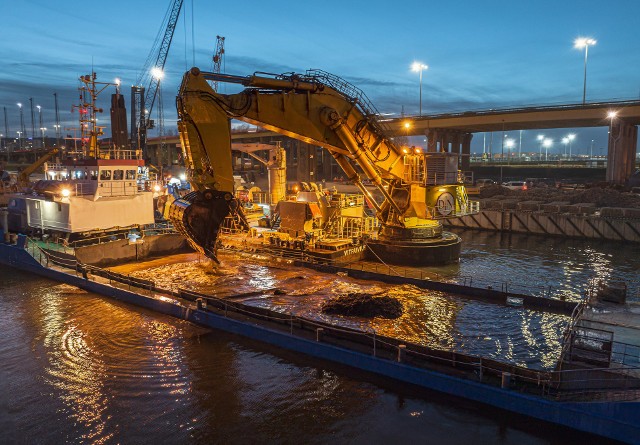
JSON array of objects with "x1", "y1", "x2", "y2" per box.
[{"x1": 1, "y1": 242, "x2": 638, "y2": 444}]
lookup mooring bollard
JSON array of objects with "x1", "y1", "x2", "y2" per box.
[
  {"x1": 316, "y1": 328, "x2": 324, "y2": 342},
  {"x1": 501, "y1": 372, "x2": 511, "y2": 389},
  {"x1": 196, "y1": 298, "x2": 204, "y2": 310},
  {"x1": 397, "y1": 344, "x2": 406, "y2": 362}
]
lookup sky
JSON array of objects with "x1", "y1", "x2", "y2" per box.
[{"x1": 1, "y1": 0, "x2": 640, "y2": 155}]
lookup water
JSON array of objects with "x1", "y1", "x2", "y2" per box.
[{"x1": 2, "y1": 231, "x2": 637, "y2": 444}]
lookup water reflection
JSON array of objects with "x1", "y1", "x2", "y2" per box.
[{"x1": 36, "y1": 286, "x2": 112, "y2": 444}]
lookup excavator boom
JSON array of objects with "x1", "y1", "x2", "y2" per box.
[{"x1": 170, "y1": 67, "x2": 476, "y2": 264}]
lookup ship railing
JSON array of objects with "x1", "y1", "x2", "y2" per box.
[
  {"x1": 24, "y1": 236, "x2": 78, "y2": 270},
  {"x1": 555, "y1": 295, "x2": 590, "y2": 372},
  {"x1": 171, "y1": 286, "x2": 557, "y2": 395}
]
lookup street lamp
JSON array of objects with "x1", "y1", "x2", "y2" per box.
[
  {"x1": 40, "y1": 127, "x2": 47, "y2": 147},
  {"x1": 411, "y1": 62, "x2": 428, "y2": 117},
  {"x1": 505, "y1": 138, "x2": 515, "y2": 162},
  {"x1": 17, "y1": 102, "x2": 25, "y2": 144},
  {"x1": 543, "y1": 138, "x2": 553, "y2": 161},
  {"x1": 574, "y1": 37, "x2": 596, "y2": 105},
  {"x1": 537, "y1": 134, "x2": 544, "y2": 161},
  {"x1": 562, "y1": 137, "x2": 569, "y2": 159},
  {"x1": 16, "y1": 130, "x2": 22, "y2": 149},
  {"x1": 567, "y1": 133, "x2": 576, "y2": 159}
]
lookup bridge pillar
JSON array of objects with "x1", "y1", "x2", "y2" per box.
[
  {"x1": 426, "y1": 129, "x2": 439, "y2": 152},
  {"x1": 607, "y1": 120, "x2": 638, "y2": 183},
  {"x1": 461, "y1": 133, "x2": 473, "y2": 172}
]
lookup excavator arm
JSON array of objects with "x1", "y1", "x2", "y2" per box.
[{"x1": 170, "y1": 67, "x2": 474, "y2": 262}]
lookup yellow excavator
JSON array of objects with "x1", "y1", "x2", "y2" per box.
[{"x1": 169, "y1": 67, "x2": 478, "y2": 264}]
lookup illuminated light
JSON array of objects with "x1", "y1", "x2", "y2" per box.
[
  {"x1": 414, "y1": 147, "x2": 422, "y2": 154},
  {"x1": 411, "y1": 62, "x2": 429, "y2": 72},
  {"x1": 402, "y1": 148, "x2": 409, "y2": 154},
  {"x1": 179, "y1": 174, "x2": 186, "y2": 181},
  {"x1": 17, "y1": 102, "x2": 22, "y2": 108},
  {"x1": 61, "y1": 188, "x2": 71, "y2": 197},
  {"x1": 114, "y1": 78, "x2": 121, "y2": 86},
  {"x1": 536, "y1": 134, "x2": 544, "y2": 141},
  {"x1": 607, "y1": 111, "x2": 618, "y2": 119},
  {"x1": 153, "y1": 184, "x2": 161, "y2": 192},
  {"x1": 543, "y1": 138, "x2": 553, "y2": 148},
  {"x1": 562, "y1": 137, "x2": 569, "y2": 144},
  {"x1": 404, "y1": 121, "x2": 411, "y2": 129},
  {"x1": 151, "y1": 67, "x2": 164, "y2": 80},
  {"x1": 574, "y1": 37, "x2": 596, "y2": 49},
  {"x1": 568, "y1": 133, "x2": 576, "y2": 141}
]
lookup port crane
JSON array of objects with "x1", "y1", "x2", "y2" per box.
[
  {"x1": 210, "y1": 35, "x2": 225, "y2": 92},
  {"x1": 169, "y1": 67, "x2": 478, "y2": 264},
  {"x1": 131, "y1": 0, "x2": 184, "y2": 156}
]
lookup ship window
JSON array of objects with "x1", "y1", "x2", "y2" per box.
[
  {"x1": 57, "y1": 203, "x2": 62, "y2": 212},
  {"x1": 100, "y1": 170, "x2": 112, "y2": 180},
  {"x1": 90, "y1": 171, "x2": 98, "y2": 180},
  {"x1": 126, "y1": 170, "x2": 136, "y2": 180},
  {"x1": 113, "y1": 170, "x2": 124, "y2": 180}
]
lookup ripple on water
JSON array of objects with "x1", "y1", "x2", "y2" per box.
[{"x1": 124, "y1": 252, "x2": 570, "y2": 370}]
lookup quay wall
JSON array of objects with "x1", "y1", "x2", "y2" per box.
[{"x1": 444, "y1": 208, "x2": 640, "y2": 242}]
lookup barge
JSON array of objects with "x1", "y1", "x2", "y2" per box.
[{"x1": 1, "y1": 237, "x2": 638, "y2": 444}]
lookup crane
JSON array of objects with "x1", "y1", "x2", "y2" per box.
[
  {"x1": 131, "y1": 0, "x2": 184, "y2": 157},
  {"x1": 168, "y1": 67, "x2": 478, "y2": 264},
  {"x1": 210, "y1": 36, "x2": 225, "y2": 92}
]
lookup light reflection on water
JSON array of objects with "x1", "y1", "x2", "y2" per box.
[
  {"x1": 124, "y1": 253, "x2": 567, "y2": 370},
  {"x1": 0, "y1": 262, "x2": 619, "y2": 444}
]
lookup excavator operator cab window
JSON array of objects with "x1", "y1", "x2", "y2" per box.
[{"x1": 100, "y1": 170, "x2": 112, "y2": 181}]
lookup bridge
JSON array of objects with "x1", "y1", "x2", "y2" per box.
[{"x1": 384, "y1": 100, "x2": 640, "y2": 183}]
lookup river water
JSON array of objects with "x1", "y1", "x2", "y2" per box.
[{"x1": 1, "y1": 230, "x2": 637, "y2": 444}]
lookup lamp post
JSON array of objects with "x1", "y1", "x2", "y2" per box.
[
  {"x1": 607, "y1": 111, "x2": 618, "y2": 175},
  {"x1": 17, "y1": 103, "x2": 25, "y2": 146},
  {"x1": 543, "y1": 138, "x2": 553, "y2": 161},
  {"x1": 40, "y1": 127, "x2": 47, "y2": 147},
  {"x1": 36, "y1": 105, "x2": 43, "y2": 148},
  {"x1": 17, "y1": 131, "x2": 22, "y2": 149},
  {"x1": 590, "y1": 139, "x2": 594, "y2": 159},
  {"x1": 411, "y1": 62, "x2": 428, "y2": 117},
  {"x1": 574, "y1": 37, "x2": 596, "y2": 105},
  {"x1": 505, "y1": 138, "x2": 515, "y2": 164},
  {"x1": 562, "y1": 137, "x2": 569, "y2": 159},
  {"x1": 567, "y1": 133, "x2": 576, "y2": 159},
  {"x1": 537, "y1": 134, "x2": 544, "y2": 161}
]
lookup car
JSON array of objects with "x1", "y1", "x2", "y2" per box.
[
  {"x1": 475, "y1": 178, "x2": 496, "y2": 188},
  {"x1": 502, "y1": 181, "x2": 528, "y2": 191},
  {"x1": 525, "y1": 178, "x2": 555, "y2": 188}
]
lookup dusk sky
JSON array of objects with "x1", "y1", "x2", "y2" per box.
[{"x1": 2, "y1": 0, "x2": 639, "y2": 155}]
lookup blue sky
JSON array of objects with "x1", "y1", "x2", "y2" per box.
[{"x1": 2, "y1": 0, "x2": 639, "y2": 155}]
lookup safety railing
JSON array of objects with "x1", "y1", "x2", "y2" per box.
[{"x1": 305, "y1": 69, "x2": 392, "y2": 135}]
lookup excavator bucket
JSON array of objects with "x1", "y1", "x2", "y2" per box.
[{"x1": 168, "y1": 189, "x2": 235, "y2": 263}]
